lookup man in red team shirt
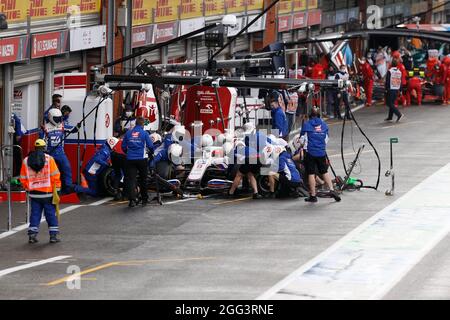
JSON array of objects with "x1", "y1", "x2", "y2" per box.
[
  {"x1": 359, "y1": 57, "x2": 374, "y2": 106},
  {"x1": 406, "y1": 76, "x2": 422, "y2": 106}
]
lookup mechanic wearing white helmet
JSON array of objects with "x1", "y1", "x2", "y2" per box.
[
  {"x1": 39, "y1": 108, "x2": 74, "y2": 194},
  {"x1": 74, "y1": 137, "x2": 119, "y2": 197},
  {"x1": 267, "y1": 139, "x2": 302, "y2": 198},
  {"x1": 300, "y1": 107, "x2": 341, "y2": 203}
]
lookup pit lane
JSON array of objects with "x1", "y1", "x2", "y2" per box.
[{"x1": 2, "y1": 103, "x2": 450, "y2": 299}]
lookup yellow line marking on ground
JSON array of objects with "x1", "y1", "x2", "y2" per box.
[
  {"x1": 45, "y1": 262, "x2": 120, "y2": 286},
  {"x1": 213, "y1": 197, "x2": 253, "y2": 205},
  {"x1": 80, "y1": 278, "x2": 97, "y2": 281},
  {"x1": 44, "y1": 257, "x2": 217, "y2": 286}
]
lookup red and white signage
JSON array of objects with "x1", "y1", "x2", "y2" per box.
[
  {"x1": 154, "y1": 22, "x2": 179, "y2": 43},
  {"x1": 32, "y1": 31, "x2": 68, "y2": 59},
  {"x1": 278, "y1": 15, "x2": 292, "y2": 32},
  {"x1": 184, "y1": 86, "x2": 237, "y2": 134},
  {"x1": 132, "y1": 25, "x2": 154, "y2": 49},
  {"x1": 292, "y1": 12, "x2": 307, "y2": 29},
  {"x1": 307, "y1": 9, "x2": 322, "y2": 26},
  {"x1": 0, "y1": 35, "x2": 28, "y2": 65}
]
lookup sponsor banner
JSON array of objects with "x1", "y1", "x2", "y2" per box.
[
  {"x1": 228, "y1": 16, "x2": 247, "y2": 37},
  {"x1": 31, "y1": 30, "x2": 69, "y2": 59},
  {"x1": 180, "y1": 17, "x2": 205, "y2": 36},
  {"x1": 278, "y1": 0, "x2": 291, "y2": 14},
  {"x1": 132, "y1": 0, "x2": 154, "y2": 26},
  {"x1": 155, "y1": 0, "x2": 178, "y2": 23},
  {"x1": 154, "y1": 21, "x2": 179, "y2": 43},
  {"x1": 203, "y1": 0, "x2": 224, "y2": 16},
  {"x1": 180, "y1": 0, "x2": 203, "y2": 19},
  {"x1": 293, "y1": 0, "x2": 307, "y2": 12},
  {"x1": 224, "y1": 0, "x2": 245, "y2": 14},
  {"x1": 0, "y1": 35, "x2": 29, "y2": 65},
  {"x1": 247, "y1": 14, "x2": 265, "y2": 33},
  {"x1": 308, "y1": 0, "x2": 318, "y2": 9},
  {"x1": 278, "y1": 15, "x2": 292, "y2": 32},
  {"x1": 132, "y1": 24, "x2": 154, "y2": 48},
  {"x1": 70, "y1": 25, "x2": 106, "y2": 51},
  {"x1": 242, "y1": 0, "x2": 263, "y2": 11},
  {"x1": 292, "y1": 12, "x2": 307, "y2": 29},
  {"x1": 1, "y1": 0, "x2": 101, "y2": 24},
  {"x1": 307, "y1": 9, "x2": 322, "y2": 26}
]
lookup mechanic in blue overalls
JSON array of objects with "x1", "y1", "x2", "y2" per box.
[
  {"x1": 40, "y1": 108, "x2": 75, "y2": 194},
  {"x1": 267, "y1": 139, "x2": 302, "y2": 198},
  {"x1": 74, "y1": 137, "x2": 119, "y2": 197},
  {"x1": 122, "y1": 117, "x2": 154, "y2": 207},
  {"x1": 269, "y1": 91, "x2": 289, "y2": 140}
]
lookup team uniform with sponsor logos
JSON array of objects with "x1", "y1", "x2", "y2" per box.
[
  {"x1": 19, "y1": 152, "x2": 61, "y2": 237},
  {"x1": 271, "y1": 105, "x2": 289, "y2": 139},
  {"x1": 385, "y1": 66, "x2": 403, "y2": 121},
  {"x1": 74, "y1": 142, "x2": 112, "y2": 197},
  {"x1": 360, "y1": 61, "x2": 374, "y2": 106},
  {"x1": 275, "y1": 151, "x2": 302, "y2": 197},
  {"x1": 406, "y1": 76, "x2": 422, "y2": 106},
  {"x1": 122, "y1": 125, "x2": 154, "y2": 204},
  {"x1": 300, "y1": 117, "x2": 330, "y2": 176},
  {"x1": 39, "y1": 122, "x2": 73, "y2": 194}
]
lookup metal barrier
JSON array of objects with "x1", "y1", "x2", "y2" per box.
[{"x1": 1, "y1": 144, "x2": 24, "y2": 232}]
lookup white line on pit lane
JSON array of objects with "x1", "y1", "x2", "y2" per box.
[
  {"x1": 0, "y1": 195, "x2": 213, "y2": 240},
  {"x1": 257, "y1": 162, "x2": 450, "y2": 300},
  {"x1": 0, "y1": 256, "x2": 72, "y2": 278}
]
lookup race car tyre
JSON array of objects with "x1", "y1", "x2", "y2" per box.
[
  {"x1": 100, "y1": 167, "x2": 118, "y2": 197},
  {"x1": 257, "y1": 174, "x2": 277, "y2": 197},
  {"x1": 155, "y1": 161, "x2": 173, "y2": 180}
]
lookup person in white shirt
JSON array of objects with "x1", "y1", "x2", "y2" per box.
[{"x1": 385, "y1": 60, "x2": 404, "y2": 122}]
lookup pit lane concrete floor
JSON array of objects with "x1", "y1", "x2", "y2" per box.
[{"x1": 1, "y1": 103, "x2": 450, "y2": 300}]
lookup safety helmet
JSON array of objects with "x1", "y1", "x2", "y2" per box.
[
  {"x1": 201, "y1": 134, "x2": 214, "y2": 147},
  {"x1": 222, "y1": 142, "x2": 234, "y2": 155},
  {"x1": 48, "y1": 108, "x2": 63, "y2": 126},
  {"x1": 61, "y1": 105, "x2": 72, "y2": 115},
  {"x1": 171, "y1": 125, "x2": 186, "y2": 143},
  {"x1": 276, "y1": 138, "x2": 288, "y2": 148},
  {"x1": 234, "y1": 128, "x2": 245, "y2": 140},
  {"x1": 235, "y1": 140, "x2": 245, "y2": 148},
  {"x1": 168, "y1": 143, "x2": 183, "y2": 163},
  {"x1": 34, "y1": 139, "x2": 47, "y2": 148},
  {"x1": 106, "y1": 137, "x2": 119, "y2": 149},
  {"x1": 260, "y1": 144, "x2": 274, "y2": 164},
  {"x1": 271, "y1": 145, "x2": 286, "y2": 160},
  {"x1": 150, "y1": 133, "x2": 162, "y2": 145},
  {"x1": 217, "y1": 134, "x2": 226, "y2": 145},
  {"x1": 267, "y1": 134, "x2": 277, "y2": 144},
  {"x1": 243, "y1": 122, "x2": 256, "y2": 135}
]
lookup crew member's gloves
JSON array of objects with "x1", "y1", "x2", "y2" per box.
[{"x1": 70, "y1": 127, "x2": 79, "y2": 134}]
